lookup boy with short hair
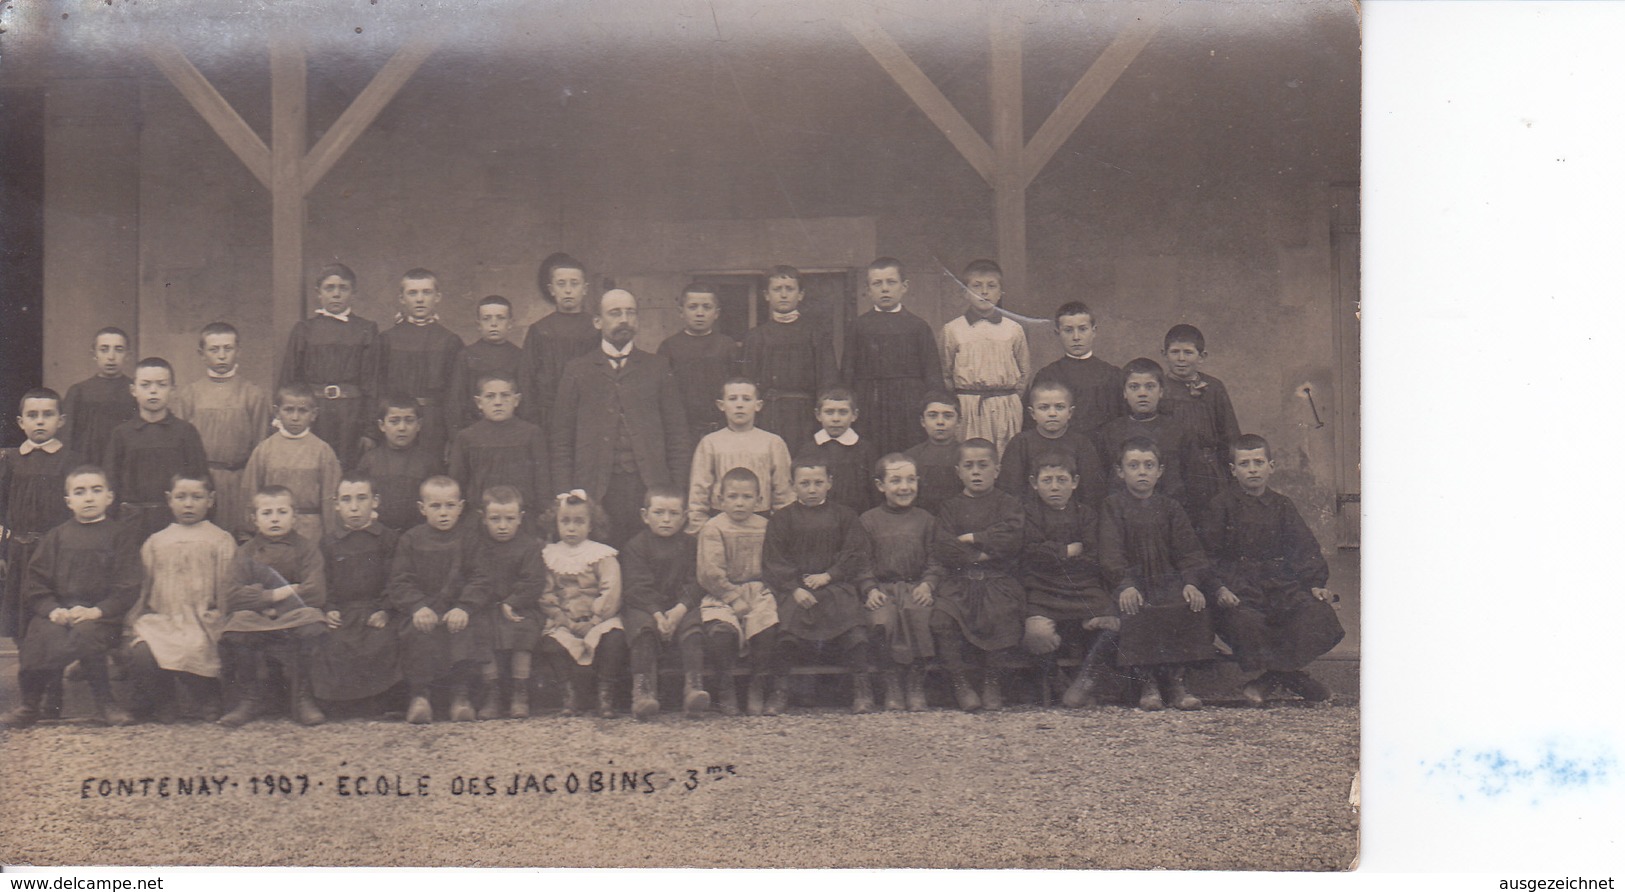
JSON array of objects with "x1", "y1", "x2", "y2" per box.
[
  {"x1": 447, "y1": 372, "x2": 551, "y2": 519},
  {"x1": 125, "y1": 471, "x2": 237, "y2": 723},
  {"x1": 762, "y1": 457, "x2": 873, "y2": 714},
  {"x1": 844, "y1": 258, "x2": 944, "y2": 456},
  {"x1": 1093, "y1": 357, "x2": 1199, "y2": 513},
  {"x1": 447, "y1": 295, "x2": 525, "y2": 433},
  {"x1": 621, "y1": 485, "x2": 707, "y2": 720},
  {"x1": 696, "y1": 468, "x2": 781, "y2": 716},
  {"x1": 902, "y1": 391, "x2": 964, "y2": 515},
  {"x1": 61, "y1": 327, "x2": 137, "y2": 466},
  {"x1": 796, "y1": 387, "x2": 880, "y2": 513},
  {"x1": 379, "y1": 268, "x2": 464, "y2": 459},
  {"x1": 1, "y1": 390, "x2": 82, "y2": 647},
  {"x1": 0, "y1": 466, "x2": 142, "y2": 728},
  {"x1": 172, "y1": 322, "x2": 272, "y2": 536},
  {"x1": 104, "y1": 357, "x2": 210, "y2": 541},
  {"x1": 930, "y1": 438, "x2": 1026, "y2": 711},
  {"x1": 217, "y1": 485, "x2": 329, "y2": 727},
  {"x1": 1200, "y1": 434, "x2": 1343, "y2": 706},
  {"x1": 940, "y1": 259, "x2": 1030, "y2": 461},
  {"x1": 469, "y1": 485, "x2": 546, "y2": 719},
  {"x1": 1159, "y1": 324, "x2": 1242, "y2": 512},
  {"x1": 388, "y1": 476, "x2": 486, "y2": 724},
  {"x1": 278, "y1": 263, "x2": 379, "y2": 468},
  {"x1": 519, "y1": 252, "x2": 599, "y2": 427},
  {"x1": 857, "y1": 454, "x2": 942, "y2": 711},
  {"x1": 1017, "y1": 452, "x2": 1120, "y2": 708},
  {"x1": 356, "y1": 395, "x2": 445, "y2": 532},
  {"x1": 1102, "y1": 437, "x2": 1214, "y2": 712},
  {"x1": 740, "y1": 265, "x2": 838, "y2": 449},
  {"x1": 659, "y1": 283, "x2": 740, "y2": 446},
  {"x1": 1028, "y1": 301, "x2": 1123, "y2": 435},
  {"x1": 997, "y1": 380, "x2": 1108, "y2": 508},
  {"x1": 241, "y1": 383, "x2": 343, "y2": 541},
  {"x1": 686, "y1": 377, "x2": 793, "y2": 534},
  {"x1": 308, "y1": 473, "x2": 403, "y2": 708}
]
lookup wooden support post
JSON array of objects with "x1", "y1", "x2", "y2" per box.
[
  {"x1": 988, "y1": 10, "x2": 1028, "y2": 308},
  {"x1": 270, "y1": 37, "x2": 308, "y2": 351}
]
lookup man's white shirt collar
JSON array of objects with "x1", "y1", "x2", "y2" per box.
[{"x1": 602, "y1": 340, "x2": 634, "y2": 360}]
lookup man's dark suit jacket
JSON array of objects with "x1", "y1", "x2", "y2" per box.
[{"x1": 550, "y1": 347, "x2": 692, "y2": 500}]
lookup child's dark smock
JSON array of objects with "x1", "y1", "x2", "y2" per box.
[
  {"x1": 763, "y1": 500, "x2": 867, "y2": 642},
  {"x1": 1099, "y1": 491, "x2": 1214, "y2": 666},
  {"x1": 930, "y1": 489, "x2": 1026, "y2": 651},
  {"x1": 310, "y1": 522, "x2": 402, "y2": 700}
]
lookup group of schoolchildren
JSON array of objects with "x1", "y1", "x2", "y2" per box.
[{"x1": 0, "y1": 252, "x2": 1344, "y2": 730}]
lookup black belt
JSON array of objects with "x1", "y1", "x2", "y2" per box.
[{"x1": 317, "y1": 384, "x2": 362, "y2": 400}]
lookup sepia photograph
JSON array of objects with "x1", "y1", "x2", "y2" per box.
[{"x1": 0, "y1": 0, "x2": 1360, "y2": 871}]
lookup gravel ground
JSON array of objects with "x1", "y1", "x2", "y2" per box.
[{"x1": 1, "y1": 702, "x2": 1358, "y2": 870}]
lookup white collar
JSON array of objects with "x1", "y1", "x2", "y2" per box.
[
  {"x1": 770, "y1": 309, "x2": 801, "y2": 324},
  {"x1": 874, "y1": 304, "x2": 903, "y2": 313},
  {"x1": 682, "y1": 329, "x2": 715, "y2": 337},
  {"x1": 602, "y1": 340, "x2": 634, "y2": 360},
  {"x1": 315, "y1": 308, "x2": 352, "y2": 322},
  {"x1": 206, "y1": 366, "x2": 239, "y2": 380},
  {"x1": 77, "y1": 514, "x2": 108, "y2": 524},
  {"x1": 395, "y1": 313, "x2": 441, "y2": 326},
  {"x1": 1065, "y1": 351, "x2": 1094, "y2": 361},
  {"x1": 18, "y1": 438, "x2": 63, "y2": 456},
  {"x1": 814, "y1": 429, "x2": 860, "y2": 446},
  {"x1": 279, "y1": 426, "x2": 312, "y2": 440}
]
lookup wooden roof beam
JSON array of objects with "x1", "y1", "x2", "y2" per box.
[
  {"x1": 302, "y1": 38, "x2": 440, "y2": 195},
  {"x1": 144, "y1": 42, "x2": 272, "y2": 189}
]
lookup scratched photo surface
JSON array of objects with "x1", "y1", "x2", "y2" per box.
[{"x1": 0, "y1": 0, "x2": 1359, "y2": 870}]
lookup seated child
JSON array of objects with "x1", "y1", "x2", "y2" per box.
[
  {"x1": 696, "y1": 468, "x2": 781, "y2": 716},
  {"x1": 1200, "y1": 434, "x2": 1344, "y2": 705},
  {"x1": 0, "y1": 466, "x2": 141, "y2": 728},
  {"x1": 997, "y1": 380, "x2": 1107, "y2": 508},
  {"x1": 1159, "y1": 325, "x2": 1242, "y2": 512},
  {"x1": 856, "y1": 454, "x2": 943, "y2": 712},
  {"x1": 1093, "y1": 358, "x2": 1199, "y2": 514},
  {"x1": 687, "y1": 378, "x2": 793, "y2": 533},
  {"x1": 126, "y1": 472, "x2": 237, "y2": 723},
  {"x1": 389, "y1": 476, "x2": 488, "y2": 724},
  {"x1": 60, "y1": 327, "x2": 136, "y2": 466},
  {"x1": 172, "y1": 322, "x2": 272, "y2": 536},
  {"x1": 471, "y1": 486, "x2": 546, "y2": 719},
  {"x1": 1016, "y1": 452, "x2": 1120, "y2": 708},
  {"x1": 620, "y1": 485, "x2": 707, "y2": 720},
  {"x1": 242, "y1": 383, "x2": 343, "y2": 541},
  {"x1": 357, "y1": 395, "x2": 446, "y2": 532},
  {"x1": 521, "y1": 491, "x2": 626, "y2": 718},
  {"x1": 763, "y1": 457, "x2": 872, "y2": 714},
  {"x1": 105, "y1": 357, "x2": 209, "y2": 541},
  {"x1": 217, "y1": 485, "x2": 329, "y2": 727},
  {"x1": 308, "y1": 474, "x2": 403, "y2": 709},
  {"x1": 939, "y1": 259, "x2": 1030, "y2": 461},
  {"x1": 1101, "y1": 437, "x2": 1215, "y2": 712},
  {"x1": 902, "y1": 392, "x2": 964, "y2": 515},
  {"x1": 447, "y1": 372, "x2": 552, "y2": 517},
  {"x1": 1027, "y1": 301, "x2": 1123, "y2": 434},
  {"x1": 447, "y1": 295, "x2": 524, "y2": 432},
  {"x1": 796, "y1": 387, "x2": 880, "y2": 513},
  {"x1": 1, "y1": 389, "x2": 82, "y2": 651},
  {"x1": 739, "y1": 265, "x2": 837, "y2": 448},
  {"x1": 929, "y1": 439, "x2": 1026, "y2": 712},
  {"x1": 659, "y1": 283, "x2": 740, "y2": 446}
]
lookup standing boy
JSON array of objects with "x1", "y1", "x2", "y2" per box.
[
  {"x1": 843, "y1": 258, "x2": 943, "y2": 456},
  {"x1": 940, "y1": 259, "x2": 1030, "y2": 461},
  {"x1": 356, "y1": 395, "x2": 445, "y2": 532},
  {"x1": 172, "y1": 322, "x2": 272, "y2": 537},
  {"x1": 1159, "y1": 324, "x2": 1242, "y2": 513},
  {"x1": 60, "y1": 327, "x2": 136, "y2": 466},
  {"x1": 996, "y1": 381, "x2": 1107, "y2": 508},
  {"x1": 309, "y1": 473, "x2": 403, "y2": 709},
  {"x1": 1, "y1": 390, "x2": 82, "y2": 648},
  {"x1": 447, "y1": 372, "x2": 551, "y2": 520},
  {"x1": 740, "y1": 265, "x2": 838, "y2": 450},
  {"x1": 796, "y1": 387, "x2": 880, "y2": 513},
  {"x1": 621, "y1": 485, "x2": 707, "y2": 720},
  {"x1": 0, "y1": 466, "x2": 141, "y2": 728},
  {"x1": 447, "y1": 295, "x2": 525, "y2": 433},
  {"x1": 104, "y1": 358, "x2": 209, "y2": 541},
  {"x1": 1028, "y1": 302, "x2": 1123, "y2": 435},
  {"x1": 686, "y1": 378, "x2": 793, "y2": 534},
  {"x1": 659, "y1": 283, "x2": 740, "y2": 446},
  {"x1": 278, "y1": 263, "x2": 378, "y2": 468},
  {"x1": 519, "y1": 253, "x2": 599, "y2": 428},
  {"x1": 1094, "y1": 358, "x2": 1200, "y2": 514},
  {"x1": 902, "y1": 392, "x2": 964, "y2": 515},
  {"x1": 378, "y1": 268, "x2": 463, "y2": 460},
  {"x1": 241, "y1": 384, "x2": 344, "y2": 541}
]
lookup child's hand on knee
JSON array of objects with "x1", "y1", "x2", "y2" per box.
[
  {"x1": 1084, "y1": 616, "x2": 1119, "y2": 633},
  {"x1": 1022, "y1": 616, "x2": 1061, "y2": 654},
  {"x1": 444, "y1": 607, "x2": 469, "y2": 633},
  {"x1": 412, "y1": 606, "x2": 439, "y2": 633},
  {"x1": 1065, "y1": 542, "x2": 1084, "y2": 558},
  {"x1": 1216, "y1": 586, "x2": 1240, "y2": 608},
  {"x1": 1182, "y1": 585, "x2": 1206, "y2": 611},
  {"x1": 865, "y1": 588, "x2": 888, "y2": 610},
  {"x1": 501, "y1": 604, "x2": 522, "y2": 624},
  {"x1": 1311, "y1": 586, "x2": 1336, "y2": 603},
  {"x1": 324, "y1": 609, "x2": 343, "y2": 628},
  {"x1": 49, "y1": 607, "x2": 71, "y2": 626},
  {"x1": 803, "y1": 573, "x2": 831, "y2": 590},
  {"x1": 1118, "y1": 587, "x2": 1144, "y2": 616},
  {"x1": 910, "y1": 582, "x2": 934, "y2": 607},
  {"x1": 67, "y1": 605, "x2": 103, "y2": 624},
  {"x1": 366, "y1": 610, "x2": 390, "y2": 629},
  {"x1": 793, "y1": 588, "x2": 817, "y2": 608}
]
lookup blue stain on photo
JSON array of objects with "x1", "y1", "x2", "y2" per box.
[{"x1": 1423, "y1": 740, "x2": 1616, "y2": 803}]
